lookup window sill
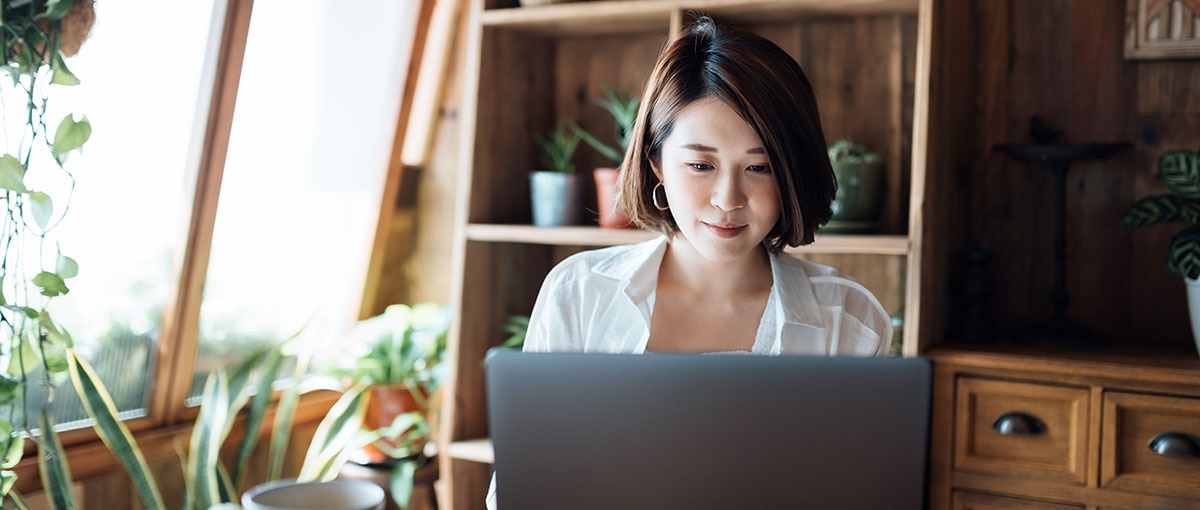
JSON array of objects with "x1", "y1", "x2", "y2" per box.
[{"x1": 9, "y1": 389, "x2": 342, "y2": 495}]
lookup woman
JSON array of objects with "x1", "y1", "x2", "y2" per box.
[{"x1": 487, "y1": 14, "x2": 892, "y2": 508}]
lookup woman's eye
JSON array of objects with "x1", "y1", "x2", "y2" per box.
[
  {"x1": 687, "y1": 162, "x2": 713, "y2": 171},
  {"x1": 748, "y1": 164, "x2": 771, "y2": 174}
]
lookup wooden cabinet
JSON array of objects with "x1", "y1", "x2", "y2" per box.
[
  {"x1": 929, "y1": 347, "x2": 1200, "y2": 510},
  {"x1": 953, "y1": 490, "x2": 1085, "y2": 510},
  {"x1": 437, "y1": 0, "x2": 974, "y2": 508}
]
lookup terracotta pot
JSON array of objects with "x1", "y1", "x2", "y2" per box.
[
  {"x1": 361, "y1": 384, "x2": 428, "y2": 464},
  {"x1": 593, "y1": 167, "x2": 635, "y2": 229}
]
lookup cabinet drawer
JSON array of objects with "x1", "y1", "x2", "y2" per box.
[
  {"x1": 952, "y1": 490, "x2": 1083, "y2": 509},
  {"x1": 954, "y1": 377, "x2": 1089, "y2": 484},
  {"x1": 1101, "y1": 391, "x2": 1200, "y2": 499}
]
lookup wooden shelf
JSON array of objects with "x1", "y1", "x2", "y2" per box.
[
  {"x1": 481, "y1": 0, "x2": 919, "y2": 35},
  {"x1": 446, "y1": 438, "x2": 495, "y2": 464},
  {"x1": 465, "y1": 223, "x2": 910, "y2": 255}
]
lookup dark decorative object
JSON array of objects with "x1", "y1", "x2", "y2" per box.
[
  {"x1": 949, "y1": 248, "x2": 996, "y2": 344},
  {"x1": 994, "y1": 119, "x2": 1131, "y2": 348}
]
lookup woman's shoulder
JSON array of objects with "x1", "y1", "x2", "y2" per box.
[{"x1": 772, "y1": 251, "x2": 882, "y2": 304}]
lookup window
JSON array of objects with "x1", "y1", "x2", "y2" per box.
[
  {"x1": 8, "y1": 0, "x2": 423, "y2": 435},
  {"x1": 191, "y1": 0, "x2": 418, "y2": 398}
]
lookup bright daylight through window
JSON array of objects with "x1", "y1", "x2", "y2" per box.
[{"x1": 0, "y1": 0, "x2": 416, "y2": 428}]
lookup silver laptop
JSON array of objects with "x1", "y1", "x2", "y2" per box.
[{"x1": 485, "y1": 350, "x2": 931, "y2": 510}]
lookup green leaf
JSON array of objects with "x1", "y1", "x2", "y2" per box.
[
  {"x1": 188, "y1": 370, "x2": 228, "y2": 510},
  {"x1": 49, "y1": 54, "x2": 79, "y2": 87},
  {"x1": 9, "y1": 490, "x2": 32, "y2": 510},
  {"x1": 33, "y1": 271, "x2": 69, "y2": 297},
  {"x1": 298, "y1": 385, "x2": 368, "y2": 482},
  {"x1": 571, "y1": 120, "x2": 623, "y2": 164},
  {"x1": 0, "y1": 155, "x2": 27, "y2": 193},
  {"x1": 7, "y1": 338, "x2": 41, "y2": 377},
  {"x1": 43, "y1": 0, "x2": 74, "y2": 20},
  {"x1": 232, "y1": 347, "x2": 285, "y2": 486},
  {"x1": 29, "y1": 191, "x2": 54, "y2": 230},
  {"x1": 2, "y1": 305, "x2": 40, "y2": 320},
  {"x1": 56, "y1": 255, "x2": 78, "y2": 279},
  {"x1": 67, "y1": 350, "x2": 166, "y2": 510},
  {"x1": 390, "y1": 458, "x2": 421, "y2": 510},
  {"x1": 1, "y1": 434, "x2": 23, "y2": 468},
  {"x1": 0, "y1": 470, "x2": 17, "y2": 500},
  {"x1": 534, "y1": 121, "x2": 581, "y2": 174},
  {"x1": 1169, "y1": 227, "x2": 1200, "y2": 280},
  {"x1": 39, "y1": 312, "x2": 72, "y2": 346},
  {"x1": 51, "y1": 115, "x2": 90, "y2": 162},
  {"x1": 269, "y1": 347, "x2": 311, "y2": 481},
  {"x1": 37, "y1": 410, "x2": 76, "y2": 510},
  {"x1": 1, "y1": 424, "x2": 24, "y2": 470},
  {"x1": 0, "y1": 376, "x2": 18, "y2": 406},
  {"x1": 1160, "y1": 150, "x2": 1200, "y2": 198}
]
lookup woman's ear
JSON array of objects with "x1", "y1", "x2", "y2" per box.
[{"x1": 649, "y1": 159, "x2": 663, "y2": 181}]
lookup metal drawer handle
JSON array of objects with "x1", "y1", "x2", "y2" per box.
[
  {"x1": 1148, "y1": 432, "x2": 1200, "y2": 458},
  {"x1": 992, "y1": 412, "x2": 1045, "y2": 435}
]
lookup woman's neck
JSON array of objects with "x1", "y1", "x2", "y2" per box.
[{"x1": 659, "y1": 235, "x2": 773, "y2": 298}]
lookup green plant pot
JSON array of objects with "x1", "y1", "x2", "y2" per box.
[
  {"x1": 530, "y1": 171, "x2": 581, "y2": 226},
  {"x1": 828, "y1": 159, "x2": 886, "y2": 231}
]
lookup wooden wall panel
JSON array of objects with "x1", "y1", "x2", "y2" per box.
[{"x1": 965, "y1": 0, "x2": 1197, "y2": 351}]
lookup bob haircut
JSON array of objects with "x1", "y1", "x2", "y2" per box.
[{"x1": 617, "y1": 15, "x2": 836, "y2": 252}]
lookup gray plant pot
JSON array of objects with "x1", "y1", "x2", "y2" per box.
[
  {"x1": 530, "y1": 171, "x2": 581, "y2": 227},
  {"x1": 241, "y1": 479, "x2": 384, "y2": 510}
]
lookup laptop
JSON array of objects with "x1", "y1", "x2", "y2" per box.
[{"x1": 485, "y1": 350, "x2": 931, "y2": 510}]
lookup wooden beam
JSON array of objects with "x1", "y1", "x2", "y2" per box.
[
  {"x1": 155, "y1": 0, "x2": 255, "y2": 425},
  {"x1": 360, "y1": 0, "x2": 442, "y2": 319}
]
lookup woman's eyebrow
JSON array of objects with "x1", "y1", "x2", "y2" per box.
[{"x1": 680, "y1": 143, "x2": 767, "y2": 155}]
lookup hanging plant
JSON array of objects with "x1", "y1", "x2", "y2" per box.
[{"x1": 0, "y1": 0, "x2": 95, "y2": 499}]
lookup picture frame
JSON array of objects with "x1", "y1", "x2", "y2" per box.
[{"x1": 1125, "y1": 0, "x2": 1200, "y2": 60}]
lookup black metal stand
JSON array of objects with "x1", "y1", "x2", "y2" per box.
[{"x1": 993, "y1": 142, "x2": 1130, "y2": 348}]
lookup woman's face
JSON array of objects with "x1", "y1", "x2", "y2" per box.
[{"x1": 654, "y1": 97, "x2": 781, "y2": 263}]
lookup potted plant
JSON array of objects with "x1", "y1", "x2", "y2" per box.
[
  {"x1": 572, "y1": 85, "x2": 640, "y2": 229},
  {"x1": 825, "y1": 139, "x2": 886, "y2": 233},
  {"x1": 530, "y1": 121, "x2": 583, "y2": 227},
  {"x1": 325, "y1": 302, "x2": 449, "y2": 508},
  {"x1": 0, "y1": 0, "x2": 95, "y2": 501},
  {"x1": 1121, "y1": 148, "x2": 1200, "y2": 356}
]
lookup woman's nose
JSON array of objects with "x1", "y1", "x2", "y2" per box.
[{"x1": 711, "y1": 171, "x2": 746, "y2": 211}]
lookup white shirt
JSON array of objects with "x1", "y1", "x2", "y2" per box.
[
  {"x1": 525, "y1": 235, "x2": 892, "y2": 355},
  {"x1": 486, "y1": 235, "x2": 893, "y2": 508}
]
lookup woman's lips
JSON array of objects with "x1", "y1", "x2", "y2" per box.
[{"x1": 704, "y1": 222, "x2": 746, "y2": 238}]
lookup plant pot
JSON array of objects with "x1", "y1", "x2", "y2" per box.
[
  {"x1": 530, "y1": 171, "x2": 581, "y2": 227},
  {"x1": 241, "y1": 479, "x2": 385, "y2": 510},
  {"x1": 593, "y1": 167, "x2": 635, "y2": 229},
  {"x1": 826, "y1": 159, "x2": 886, "y2": 233},
  {"x1": 361, "y1": 384, "x2": 428, "y2": 465},
  {"x1": 1186, "y1": 277, "x2": 1200, "y2": 357}
]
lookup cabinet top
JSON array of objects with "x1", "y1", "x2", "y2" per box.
[{"x1": 926, "y1": 344, "x2": 1200, "y2": 386}]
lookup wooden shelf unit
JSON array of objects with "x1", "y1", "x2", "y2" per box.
[{"x1": 439, "y1": 0, "x2": 972, "y2": 508}]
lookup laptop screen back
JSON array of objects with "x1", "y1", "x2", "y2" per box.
[{"x1": 485, "y1": 350, "x2": 931, "y2": 510}]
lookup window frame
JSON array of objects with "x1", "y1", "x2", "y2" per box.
[{"x1": 8, "y1": 0, "x2": 439, "y2": 493}]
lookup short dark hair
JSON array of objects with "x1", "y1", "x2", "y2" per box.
[{"x1": 617, "y1": 15, "x2": 836, "y2": 251}]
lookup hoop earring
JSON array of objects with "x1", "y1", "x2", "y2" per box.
[{"x1": 652, "y1": 182, "x2": 669, "y2": 211}]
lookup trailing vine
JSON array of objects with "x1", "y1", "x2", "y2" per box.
[{"x1": 0, "y1": 0, "x2": 93, "y2": 498}]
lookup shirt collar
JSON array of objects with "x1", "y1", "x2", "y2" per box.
[{"x1": 591, "y1": 235, "x2": 825, "y2": 329}]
